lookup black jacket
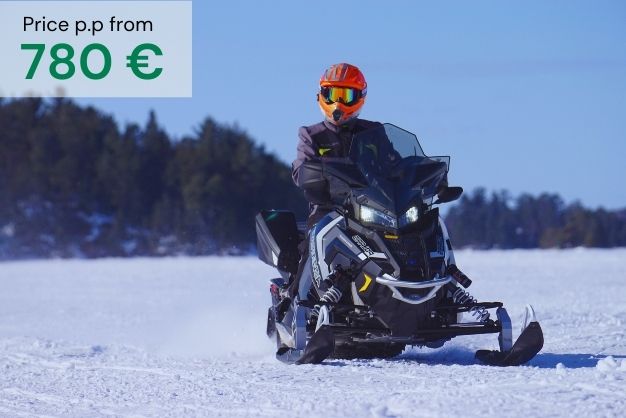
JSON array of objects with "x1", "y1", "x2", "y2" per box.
[
  {"x1": 292, "y1": 119, "x2": 381, "y2": 224},
  {"x1": 292, "y1": 119, "x2": 382, "y2": 186},
  {"x1": 292, "y1": 119, "x2": 447, "y2": 224}
]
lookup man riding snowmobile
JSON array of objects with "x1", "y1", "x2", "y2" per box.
[
  {"x1": 255, "y1": 63, "x2": 544, "y2": 365},
  {"x1": 292, "y1": 63, "x2": 447, "y2": 227},
  {"x1": 288, "y1": 63, "x2": 446, "y2": 298}
]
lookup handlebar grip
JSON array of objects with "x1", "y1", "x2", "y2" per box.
[{"x1": 447, "y1": 264, "x2": 472, "y2": 288}]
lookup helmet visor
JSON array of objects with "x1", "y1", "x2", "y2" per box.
[{"x1": 320, "y1": 86, "x2": 360, "y2": 106}]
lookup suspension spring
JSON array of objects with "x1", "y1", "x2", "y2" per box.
[
  {"x1": 312, "y1": 286, "x2": 343, "y2": 317},
  {"x1": 452, "y1": 288, "x2": 490, "y2": 322}
]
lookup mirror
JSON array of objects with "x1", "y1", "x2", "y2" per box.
[{"x1": 434, "y1": 186, "x2": 463, "y2": 204}]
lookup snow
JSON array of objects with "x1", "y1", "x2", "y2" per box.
[{"x1": 0, "y1": 249, "x2": 625, "y2": 417}]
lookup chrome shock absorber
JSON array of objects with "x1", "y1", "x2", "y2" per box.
[
  {"x1": 452, "y1": 288, "x2": 490, "y2": 322},
  {"x1": 446, "y1": 264, "x2": 489, "y2": 322},
  {"x1": 312, "y1": 286, "x2": 342, "y2": 318},
  {"x1": 311, "y1": 268, "x2": 348, "y2": 318}
]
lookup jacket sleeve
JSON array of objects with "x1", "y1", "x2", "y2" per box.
[
  {"x1": 292, "y1": 126, "x2": 331, "y2": 205},
  {"x1": 291, "y1": 126, "x2": 318, "y2": 186}
]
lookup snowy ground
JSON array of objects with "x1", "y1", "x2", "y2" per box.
[{"x1": 0, "y1": 250, "x2": 625, "y2": 418}]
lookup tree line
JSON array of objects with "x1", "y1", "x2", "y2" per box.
[
  {"x1": 445, "y1": 189, "x2": 626, "y2": 248},
  {"x1": 0, "y1": 98, "x2": 306, "y2": 258},
  {"x1": 0, "y1": 98, "x2": 623, "y2": 259}
]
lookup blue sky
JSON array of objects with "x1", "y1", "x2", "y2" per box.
[{"x1": 79, "y1": 0, "x2": 626, "y2": 209}]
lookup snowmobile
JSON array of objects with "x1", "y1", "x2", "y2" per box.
[{"x1": 255, "y1": 123, "x2": 543, "y2": 365}]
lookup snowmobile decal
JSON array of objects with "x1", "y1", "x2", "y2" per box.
[
  {"x1": 351, "y1": 234, "x2": 387, "y2": 260},
  {"x1": 358, "y1": 273, "x2": 372, "y2": 292},
  {"x1": 352, "y1": 234, "x2": 374, "y2": 256},
  {"x1": 310, "y1": 215, "x2": 344, "y2": 288}
]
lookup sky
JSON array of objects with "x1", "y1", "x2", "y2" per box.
[{"x1": 78, "y1": 0, "x2": 626, "y2": 209}]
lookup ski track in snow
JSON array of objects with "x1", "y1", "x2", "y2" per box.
[{"x1": 0, "y1": 249, "x2": 625, "y2": 417}]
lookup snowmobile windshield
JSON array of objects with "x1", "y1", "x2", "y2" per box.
[{"x1": 347, "y1": 123, "x2": 450, "y2": 217}]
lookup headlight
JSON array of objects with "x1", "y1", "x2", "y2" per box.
[
  {"x1": 399, "y1": 206, "x2": 420, "y2": 228},
  {"x1": 359, "y1": 205, "x2": 397, "y2": 229}
]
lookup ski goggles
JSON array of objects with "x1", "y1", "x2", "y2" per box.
[{"x1": 320, "y1": 86, "x2": 362, "y2": 106}]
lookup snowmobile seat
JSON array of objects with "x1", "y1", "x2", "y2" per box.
[{"x1": 255, "y1": 210, "x2": 300, "y2": 274}]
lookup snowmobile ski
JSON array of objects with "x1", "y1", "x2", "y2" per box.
[
  {"x1": 295, "y1": 325, "x2": 335, "y2": 365},
  {"x1": 275, "y1": 347, "x2": 303, "y2": 364},
  {"x1": 475, "y1": 306, "x2": 544, "y2": 366}
]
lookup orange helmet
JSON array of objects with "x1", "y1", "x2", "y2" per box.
[{"x1": 318, "y1": 63, "x2": 367, "y2": 125}]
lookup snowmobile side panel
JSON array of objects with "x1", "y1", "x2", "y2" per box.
[
  {"x1": 255, "y1": 210, "x2": 300, "y2": 274},
  {"x1": 293, "y1": 305, "x2": 307, "y2": 350},
  {"x1": 297, "y1": 258, "x2": 314, "y2": 300},
  {"x1": 266, "y1": 307, "x2": 276, "y2": 338}
]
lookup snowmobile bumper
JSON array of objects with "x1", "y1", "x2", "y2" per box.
[{"x1": 375, "y1": 273, "x2": 452, "y2": 305}]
